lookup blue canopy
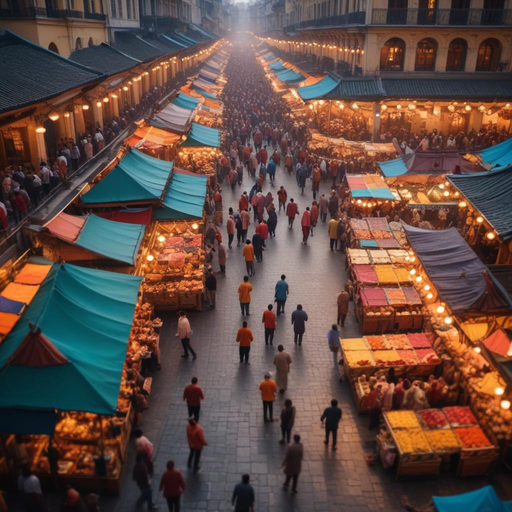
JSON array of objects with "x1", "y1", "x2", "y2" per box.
[
  {"x1": 263, "y1": 53, "x2": 276, "y2": 62},
  {"x1": 81, "y1": 148, "x2": 172, "y2": 205},
  {"x1": 175, "y1": 32, "x2": 197, "y2": 45},
  {"x1": 181, "y1": 122, "x2": 220, "y2": 148},
  {"x1": 298, "y1": 75, "x2": 340, "y2": 100},
  {"x1": 448, "y1": 167, "x2": 512, "y2": 241},
  {"x1": 157, "y1": 171, "x2": 207, "y2": 219},
  {"x1": 479, "y1": 138, "x2": 512, "y2": 170},
  {"x1": 161, "y1": 35, "x2": 187, "y2": 48},
  {"x1": 203, "y1": 62, "x2": 221, "y2": 74},
  {"x1": 172, "y1": 92, "x2": 200, "y2": 110},
  {"x1": 199, "y1": 73, "x2": 217, "y2": 84},
  {"x1": 378, "y1": 157, "x2": 409, "y2": 177},
  {"x1": 276, "y1": 68, "x2": 305, "y2": 84},
  {"x1": 433, "y1": 486, "x2": 512, "y2": 512},
  {"x1": 403, "y1": 224, "x2": 512, "y2": 315},
  {"x1": 192, "y1": 84, "x2": 217, "y2": 100},
  {"x1": 269, "y1": 60, "x2": 286, "y2": 71}
]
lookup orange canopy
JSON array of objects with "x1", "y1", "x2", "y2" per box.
[
  {"x1": 0, "y1": 312, "x2": 21, "y2": 336},
  {"x1": 180, "y1": 87, "x2": 223, "y2": 111},
  {"x1": 126, "y1": 126, "x2": 180, "y2": 148},
  {"x1": 2, "y1": 283, "x2": 40, "y2": 304},
  {"x1": 14, "y1": 264, "x2": 53, "y2": 286},
  {"x1": 44, "y1": 212, "x2": 85, "y2": 243}
]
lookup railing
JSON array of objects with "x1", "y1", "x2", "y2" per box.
[
  {"x1": 0, "y1": 7, "x2": 105, "y2": 20},
  {"x1": 283, "y1": 11, "x2": 365, "y2": 31},
  {"x1": 0, "y1": 7, "x2": 47, "y2": 18},
  {"x1": 47, "y1": 8, "x2": 84, "y2": 19},
  {"x1": 371, "y1": 8, "x2": 512, "y2": 26},
  {"x1": 84, "y1": 12, "x2": 106, "y2": 21}
]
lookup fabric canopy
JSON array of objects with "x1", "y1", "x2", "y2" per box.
[
  {"x1": 298, "y1": 75, "x2": 340, "y2": 100},
  {"x1": 479, "y1": 138, "x2": 512, "y2": 170},
  {"x1": 45, "y1": 212, "x2": 84, "y2": 242},
  {"x1": 433, "y1": 486, "x2": 512, "y2": 512},
  {"x1": 199, "y1": 70, "x2": 218, "y2": 83},
  {"x1": 0, "y1": 263, "x2": 142, "y2": 433},
  {"x1": 81, "y1": 148, "x2": 172, "y2": 205},
  {"x1": 483, "y1": 329, "x2": 512, "y2": 357},
  {"x1": 172, "y1": 92, "x2": 200, "y2": 110},
  {"x1": 94, "y1": 207, "x2": 153, "y2": 226},
  {"x1": 378, "y1": 152, "x2": 485, "y2": 178},
  {"x1": 157, "y1": 170, "x2": 207, "y2": 219},
  {"x1": 275, "y1": 68, "x2": 306, "y2": 84},
  {"x1": 347, "y1": 174, "x2": 396, "y2": 200},
  {"x1": 269, "y1": 60, "x2": 286, "y2": 71},
  {"x1": 360, "y1": 288, "x2": 388, "y2": 307},
  {"x1": 403, "y1": 224, "x2": 512, "y2": 315},
  {"x1": 353, "y1": 264, "x2": 378, "y2": 284},
  {"x1": 448, "y1": 167, "x2": 512, "y2": 241},
  {"x1": 150, "y1": 103, "x2": 194, "y2": 133},
  {"x1": 126, "y1": 126, "x2": 180, "y2": 148},
  {"x1": 181, "y1": 122, "x2": 220, "y2": 148},
  {"x1": 192, "y1": 84, "x2": 217, "y2": 100}
]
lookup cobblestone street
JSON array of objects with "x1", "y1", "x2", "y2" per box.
[{"x1": 102, "y1": 166, "x2": 507, "y2": 512}]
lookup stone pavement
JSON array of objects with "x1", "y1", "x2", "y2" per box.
[{"x1": 101, "y1": 166, "x2": 509, "y2": 512}]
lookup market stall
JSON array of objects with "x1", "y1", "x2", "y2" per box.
[
  {"x1": 346, "y1": 174, "x2": 397, "y2": 203},
  {"x1": 348, "y1": 218, "x2": 407, "y2": 249},
  {"x1": 126, "y1": 125, "x2": 180, "y2": 160},
  {"x1": 149, "y1": 102, "x2": 196, "y2": 134}
]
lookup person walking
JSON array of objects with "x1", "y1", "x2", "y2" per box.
[
  {"x1": 277, "y1": 186, "x2": 287, "y2": 213},
  {"x1": 240, "y1": 209, "x2": 251, "y2": 243},
  {"x1": 159, "y1": 461, "x2": 185, "y2": 512},
  {"x1": 279, "y1": 399, "x2": 296, "y2": 444},
  {"x1": 337, "y1": 289, "x2": 350, "y2": 327},
  {"x1": 267, "y1": 203, "x2": 277, "y2": 237},
  {"x1": 310, "y1": 201, "x2": 319, "y2": 236},
  {"x1": 255, "y1": 220, "x2": 268, "y2": 244},
  {"x1": 319, "y1": 194, "x2": 328, "y2": 222},
  {"x1": 238, "y1": 276, "x2": 253, "y2": 316},
  {"x1": 291, "y1": 305, "x2": 308, "y2": 346},
  {"x1": 218, "y1": 242, "x2": 227, "y2": 275},
  {"x1": 134, "y1": 429, "x2": 154, "y2": 475},
  {"x1": 321, "y1": 399, "x2": 343, "y2": 450},
  {"x1": 281, "y1": 435, "x2": 303, "y2": 494},
  {"x1": 262, "y1": 304, "x2": 276, "y2": 346},
  {"x1": 274, "y1": 274, "x2": 289, "y2": 316},
  {"x1": 176, "y1": 311, "x2": 196, "y2": 360},
  {"x1": 252, "y1": 232, "x2": 264, "y2": 263},
  {"x1": 133, "y1": 454, "x2": 157, "y2": 510},
  {"x1": 328, "y1": 217, "x2": 338, "y2": 251},
  {"x1": 328, "y1": 193, "x2": 338, "y2": 219},
  {"x1": 186, "y1": 419, "x2": 207, "y2": 473},
  {"x1": 227, "y1": 214, "x2": 235, "y2": 249},
  {"x1": 235, "y1": 215, "x2": 244, "y2": 248},
  {"x1": 242, "y1": 240, "x2": 255, "y2": 276},
  {"x1": 301, "y1": 207, "x2": 311, "y2": 245},
  {"x1": 205, "y1": 268, "x2": 217, "y2": 309},
  {"x1": 258, "y1": 372, "x2": 278, "y2": 421},
  {"x1": 183, "y1": 377, "x2": 204, "y2": 421},
  {"x1": 273, "y1": 345, "x2": 292, "y2": 393},
  {"x1": 328, "y1": 325, "x2": 342, "y2": 369},
  {"x1": 231, "y1": 474, "x2": 255, "y2": 512},
  {"x1": 286, "y1": 198, "x2": 298, "y2": 228},
  {"x1": 236, "y1": 321, "x2": 254, "y2": 364}
]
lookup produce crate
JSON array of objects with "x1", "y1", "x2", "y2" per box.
[
  {"x1": 179, "y1": 291, "x2": 199, "y2": 308},
  {"x1": 396, "y1": 456, "x2": 442, "y2": 479},
  {"x1": 456, "y1": 448, "x2": 499, "y2": 477}
]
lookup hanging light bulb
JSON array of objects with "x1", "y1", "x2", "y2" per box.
[
  {"x1": 424, "y1": 285, "x2": 430, "y2": 291},
  {"x1": 123, "y1": 86, "x2": 129, "y2": 91},
  {"x1": 439, "y1": 184, "x2": 445, "y2": 189},
  {"x1": 146, "y1": 255, "x2": 154, "y2": 262},
  {"x1": 501, "y1": 400, "x2": 511, "y2": 410},
  {"x1": 103, "y1": 97, "x2": 109, "y2": 103},
  {"x1": 443, "y1": 191, "x2": 450, "y2": 197},
  {"x1": 381, "y1": 104, "x2": 387, "y2": 111},
  {"x1": 415, "y1": 276, "x2": 422, "y2": 283},
  {"x1": 157, "y1": 235, "x2": 165, "y2": 243},
  {"x1": 409, "y1": 269, "x2": 416, "y2": 276},
  {"x1": 436, "y1": 305, "x2": 445, "y2": 314},
  {"x1": 427, "y1": 293, "x2": 434, "y2": 300},
  {"x1": 465, "y1": 105, "x2": 472, "y2": 111},
  {"x1": 494, "y1": 387, "x2": 505, "y2": 396},
  {"x1": 458, "y1": 201, "x2": 467, "y2": 207},
  {"x1": 474, "y1": 346, "x2": 481, "y2": 353},
  {"x1": 410, "y1": 256, "x2": 416, "y2": 263},
  {"x1": 96, "y1": 101, "x2": 102, "y2": 108},
  {"x1": 396, "y1": 104, "x2": 402, "y2": 109},
  {"x1": 351, "y1": 103, "x2": 358, "y2": 109},
  {"x1": 35, "y1": 125, "x2": 46, "y2": 134},
  {"x1": 48, "y1": 112, "x2": 60, "y2": 121},
  {"x1": 476, "y1": 216, "x2": 483, "y2": 223},
  {"x1": 64, "y1": 112, "x2": 70, "y2": 118},
  {"x1": 487, "y1": 232, "x2": 496, "y2": 240},
  {"x1": 192, "y1": 223, "x2": 199, "y2": 230},
  {"x1": 82, "y1": 104, "x2": 90, "y2": 110},
  {"x1": 445, "y1": 317, "x2": 453, "y2": 325}
]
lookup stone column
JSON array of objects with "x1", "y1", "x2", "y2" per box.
[
  {"x1": 92, "y1": 101, "x2": 103, "y2": 129},
  {"x1": 35, "y1": 129, "x2": 48, "y2": 164}
]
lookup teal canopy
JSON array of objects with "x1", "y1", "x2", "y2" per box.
[
  {"x1": 161, "y1": 34, "x2": 188, "y2": 48},
  {"x1": 181, "y1": 122, "x2": 220, "y2": 148},
  {"x1": 192, "y1": 84, "x2": 217, "y2": 100},
  {"x1": 377, "y1": 156, "x2": 409, "y2": 177},
  {"x1": 298, "y1": 75, "x2": 340, "y2": 100},
  {"x1": 76, "y1": 214, "x2": 145, "y2": 264},
  {"x1": 81, "y1": 148, "x2": 172, "y2": 205},
  {"x1": 0, "y1": 262, "x2": 142, "y2": 432},
  {"x1": 433, "y1": 486, "x2": 512, "y2": 512},
  {"x1": 479, "y1": 138, "x2": 512, "y2": 170},
  {"x1": 172, "y1": 92, "x2": 200, "y2": 110},
  {"x1": 269, "y1": 60, "x2": 286, "y2": 71},
  {"x1": 157, "y1": 171, "x2": 207, "y2": 219},
  {"x1": 176, "y1": 32, "x2": 197, "y2": 45},
  {"x1": 276, "y1": 68, "x2": 305, "y2": 84}
]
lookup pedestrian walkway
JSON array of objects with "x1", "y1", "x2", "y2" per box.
[{"x1": 101, "y1": 165, "x2": 500, "y2": 512}]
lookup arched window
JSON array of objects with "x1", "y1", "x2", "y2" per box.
[
  {"x1": 380, "y1": 38, "x2": 405, "y2": 71},
  {"x1": 48, "y1": 42, "x2": 59, "y2": 54},
  {"x1": 88, "y1": 37, "x2": 94, "y2": 47},
  {"x1": 476, "y1": 38, "x2": 501, "y2": 71},
  {"x1": 446, "y1": 38, "x2": 466, "y2": 71},
  {"x1": 75, "y1": 37, "x2": 82, "y2": 50},
  {"x1": 415, "y1": 38, "x2": 437, "y2": 71}
]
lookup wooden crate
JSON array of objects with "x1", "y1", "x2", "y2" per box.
[{"x1": 396, "y1": 456, "x2": 442, "y2": 479}]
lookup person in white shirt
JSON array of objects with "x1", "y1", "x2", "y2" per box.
[
  {"x1": 176, "y1": 310, "x2": 196, "y2": 359},
  {"x1": 40, "y1": 163, "x2": 50, "y2": 195},
  {"x1": 18, "y1": 466, "x2": 46, "y2": 509},
  {"x1": 94, "y1": 129, "x2": 105, "y2": 151},
  {"x1": 134, "y1": 429, "x2": 154, "y2": 474}
]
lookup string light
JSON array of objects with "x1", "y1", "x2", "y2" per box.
[
  {"x1": 35, "y1": 125, "x2": 46, "y2": 133},
  {"x1": 424, "y1": 285, "x2": 430, "y2": 291},
  {"x1": 476, "y1": 216, "x2": 483, "y2": 223},
  {"x1": 157, "y1": 235, "x2": 165, "y2": 243},
  {"x1": 494, "y1": 387, "x2": 504, "y2": 396},
  {"x1": 146, "y1": 255, "x2": 154, "y2": 262},
  {"x1": 474, "y1": 346, "x2": 481, "y2": 353},
  {"x1": 48, "y1": 112, "x2": 60, "y2": 121},
  {"x1": 437, "y1": 305, "x2": 445, "y2": 314},
  {"x1": 444, "y1": 317, "x2": 453, "y2": 324},
  {"x1": 501, "y1": 400, "x2": 511, "y2": 410}
]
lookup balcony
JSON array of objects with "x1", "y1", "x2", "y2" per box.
[
  {"x1": 284, "y1": 11, "x2": 365, "y2": 31},
  {"x1": 0, "y1": 7, "x2": 105, "y2": 21},
  {"x1": 371, "y1": 8, "x2": 512, "y2": 26}
]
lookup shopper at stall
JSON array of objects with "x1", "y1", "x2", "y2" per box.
[
  {"x1": 132, "y1": 454, "x2": 157, "y2": 510},
  {"x1": 236, "y1": 321, "x2": 254, "y2": 364},
  {"x1": 183, "y1": 377, "x2": 205, "y2": 422},
  {"x1": 205, "y1": 268, "x2": 217, "y2": 309},
  {"x1": 275, "y1": 275, "x2": 289, "y2": 316},
  {"x1": 177, "y1": 311, "x2": 196, "y2": 360},
  {"x1": 134, "y1": 430, "x2": 154, "y2": 475},
  {"x1": 258, "y1": 372, "x2": 278, "y2": 422},
  {"x1": 17, "y1": 466, "x2": 47, "y2": 512},
  {"x1": 321, "y1": 399, "x2": 342, "y2": 450},
  {"x1": 291, "y1": 305, "x2": 308, "y2": 346},
  {"x1": 238, "y1": 276, "x2": 253, "y2": 316},
  {"x1": 281, "y1": 435, "x2": 303, "y2": 494},
  {"x1": 159, "y1": 461, "x2": 185, "y2": 512},
  {"x1": 231, "y1": 474, "x2": 255, "y2": 512},
  {"x1": 186, "y1": 419, "x2": 207, "y2": 473},
  {"x1": 273, "y1": 345, "x2": 292, "y2": 393}
]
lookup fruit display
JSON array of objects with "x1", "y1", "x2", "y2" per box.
[
  {"x1": 373, "y1": 350, "x2": 406, "y2": 366},
  {"x1": 394, "y1": 429, "x2": 432, "y2": 454},
  {"x1": 443, "y1": 406, "x2": 478, "y2": 427},
  {"x1": 367, "y1": 218, "x2": 389, "y2": 231},
  {"x1": 345, "y1": 349, "x2": 375, "y2": 367},
  {"x1": 415, "y1": 348, "x2": 441, "y2": 365},
  {"x1": 424, "y1": 430, "x2": 461, "y2": 452},
  {"x1": 375, "y1": 265, "x2": 399, "y2": 285},
  {"x1": 364, "y1": 335, "x2": 389, "y2": 350},
  {"x1": 371, "y1": 230, "x2": 393, "y2": 240},
  {"x1": 342, "y1": 338, "x2": 368, "y2": 351},
  {"x1": 351, "y1": 219, "x2": 370, "y2": 231},
  {"x1": 384, "y1": 411, "x2": 421, "y2": 430},
  {"x1": 408, "y1": 333, "x2": 432, "y2": 349},
  {"x1": 175, "y1": 149, "x2": 221, "y2": 176},
  {"x1": 385, "y1": 334, "x2": 411, "y2": 350},
  {"x1": 353, "y1": 230, "x2": 372, "y2": 240},
  {"x1": 417, "y1": 409, "x2": 449, "y2": 430},
  {"x1": 347, "y1": 248, "x2": 371, "y2": 265},
  {"x1": 397, "y1": 350, "x2": 418, "y2": 365},
  {"x1": 368, "y1": 250, "x2": 391, "y2": 265},
  {"x1": 454, "y1": 427, "x2": 492, "y2": 449}
]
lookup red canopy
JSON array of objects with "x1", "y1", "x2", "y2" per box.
[
  {"x1": 94, "y1": 207, "x2": 153, "y2": 226},
  {"x1": 483, "y1": 329, "x2": 512, "y2": 357}
]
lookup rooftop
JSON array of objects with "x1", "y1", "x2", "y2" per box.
[{"x1": 70, "y1": 43, "x2": 141, "y2": 75}]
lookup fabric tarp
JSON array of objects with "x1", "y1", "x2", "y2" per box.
[
  {"x1": 45, "y1": 213, "x2": 85, "y2": 243},
  {"x1": 448, "y1": 167, "x2": 512, "y2": 241},
  {"x1": 0, "y1": 296, "x2": 24, "y2": 315},
  {"x1": 157, "y1": 170, "x2": 207, "y2": 219},
  {"x1": 126, "y1": 126, "x2": 180, "y2": 148},
  {"x1": 198, "y1": 71, "x2": 218, "y2": 84},
  {"x1": 403, "y1": 224, "x2": 512, "y2": 315},
  {"x1": 353, "y1": 264, "x2": 378, "y2": 284},
  {"x1": 172, "y1": 92, "x2": 200, "y2": 110},
  {"x1": 150, "y1": 103, "x2": 194, "y2": 133},
  {"x1": 298, "y1": 75, "x2": 340, "y2": 100},
  {"x1": 192, "y1": 84, "x2": 218, "y2": 100},
  {"x1": 347, "y1": 174, "x2": 396, "y2": 200},
  {"x1": 269, "y1": 60, "x2": 286, "y2": 71},
  {"x1": 360, "y1": 288, "x2": 388, "y2": 307},
  {"x1": 275, "y1": 68, "x2": 306, "y2": 84},
  {"x1": 161, "y1": 35, "x2": 187, "y2": 48},
  {"x1": 181, "y1": 122, "x2": 220, "y2": 148},
  {"x1": 81, "y1": 148, "x2": 172, "y2": 205},
  {"x1": 0, "y1": 263, "x2": 142, "y2": 428},
  {"x1": 433, "y1": 485, "x2": 512, "y2": 512},
  {"x1": 479, "y1": 138, "x2": 512, "y2": 170},
  {"x1": 483, "y1": 329, "x2": 512, "y2": 357},
  {"x1": 378, "y1": 152, "x2": 485, "y2": 178},
  {"x1": 94, "y1": 207, "x2": 153, "y2": 226}
]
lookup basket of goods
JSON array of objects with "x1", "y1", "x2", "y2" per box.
[
  {"x1": 442, "y1": 406, "x2": 478, "y2": 428},
  {"x1": 424, "y1": 429, "x2": 461, "y2": 453},
  {"x1": 414, "y1": 348, "x2": 441, "y2": 365},
  {"x1": 386, "y1": 334, "x2": 411, "y2": 350},
  {"x1": 416, "y1": 409, "x2": 449, "y2": 430},
  {"x1": 373, "y1": 350, "x2": 406, "y2": 366},
  {"x1": 454, "y1": 427, "x2": 492, "y2": 449},
  {"x1": 345, "y1": 350, "x2": 375, "y2": 367},
  {"x1": 384, "y1": 411, "x2": 421, "y2": 430},
  {"x1": 364, "y1": 335, "x2": 389, "y2": 350},
  {"x1": 394, "y1": 429, "x2": 432, "y2": 454}
]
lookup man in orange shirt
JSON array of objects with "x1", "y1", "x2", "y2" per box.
[
  {"x1": 262, "y1": 304, "x2": 276, "y2": 346},
  {"x1": 242, "y1": 240, "x2": 255, "y2": 277},
  {"x1": 259, "y1": 372, "x2": 278, "y2": 422},
  {"x1": 236, "y1": 321, "x2": 254, "y2": 364},
  {"x1": 238, "y1": 276, "x2": 253, "y2": 316},
  {"x1": 186, "y1": 419, "x2": 207, "y2": 473}
]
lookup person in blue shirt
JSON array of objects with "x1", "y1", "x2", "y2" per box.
[
  {"x1": 232, "y1": 474, "x2": 255, "y2": 512},
  {"x1": 321, "y1": 399, "x2": 343, "y2": 451},
  {"x1": 274, "y1": 275, "x2": 289, "y2": 316},
  {"x1": 267, "y1": 158, "x2": 276, "y2": 185}
]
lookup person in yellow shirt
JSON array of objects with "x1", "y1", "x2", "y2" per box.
[
  {"x1": 238, "y1": 276, "x2": 253, "y2": 316},
  {"x1": 242, "y1": 239, "x2": 255, "y2": 276},
  {"x1": 328, "y1": 218, "x2": 338, "y2": 251},
  {"x1": 236, "y1": 321, "x2": 254, "y2": 364},
  {"x1": 258, "y1": 372, "x2": 278, "y2": 421}
]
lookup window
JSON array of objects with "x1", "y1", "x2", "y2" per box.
[
  {"x1": 110, "y1": 0, "x2": 116, "y2": 16},
  {"x1": 75, "y1": 37, "x2": 82, "y2": 50},
  {"x1": 118, "y1": 0, "x2": 123, "y2": 17},
  {"x1": 446, "y1": 38, "x2": 466, "y2": 71},
  {"x1": 126, "y1": 0, "x2": 131, "y2": 18},
  {"x1": 1, "y1": 127, "x2": 29, "y2": 162},
  {"x1": 48, "y1": 42, "x2": 59, "y2": 54},
  {"x1": 380, "y1": 38, "x2": 405, "y2": 71},
  {"x1": 415, "y1": 38, "x2": 437, "y2": 71},
  {"x1": 88, "y1": 37, "x2": 94, "y2": 47},
  {"x1": 476, "y1": 38, "x2": 501, "y2": 71}
]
